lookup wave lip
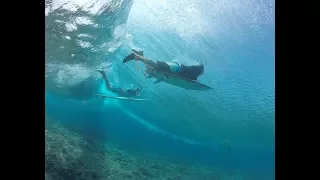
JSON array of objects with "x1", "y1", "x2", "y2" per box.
[{"x1": 45, "y1": 0, "x2": 133, "y2": 99}]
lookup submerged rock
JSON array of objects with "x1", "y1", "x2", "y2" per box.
[{"x1": 45, "y1": 118, "x2": 251, "y2": 180}]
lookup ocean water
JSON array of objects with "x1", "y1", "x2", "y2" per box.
[{"x1": 45, "y1": 0, "x2": 275, "y2": 179}]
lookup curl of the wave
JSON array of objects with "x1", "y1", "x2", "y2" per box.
[{"x1": 45, "y1": 0, "x2": 133, "y2": 100}]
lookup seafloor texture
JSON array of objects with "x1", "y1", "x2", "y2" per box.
[{"x1": 45, "y1": 118, "x2": 249, "y2": 180}]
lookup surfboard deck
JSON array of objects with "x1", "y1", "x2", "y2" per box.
[
  {"x1": 95, "y1": 94, "x2": 148, "y2": 101},
  {"x1": 145, "y1": 68, "x2": 213, "y2": 91}
]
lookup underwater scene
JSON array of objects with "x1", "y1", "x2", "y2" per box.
[{"x1": 45, "y1": 0, "x2": 275, "y2": 179}]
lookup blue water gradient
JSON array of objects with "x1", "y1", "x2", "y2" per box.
[{"x1": 45, "y1": 0, "x2": 275, "y2": 179}]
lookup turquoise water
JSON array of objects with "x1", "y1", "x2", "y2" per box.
[{"x1": 45, "y1": 0, "x2": 275, "y2": 179}]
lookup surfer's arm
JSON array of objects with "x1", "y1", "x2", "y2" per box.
[
  {"x1": 108, "y1": 85, "x2": 120, "y2": 93},
  {"x1": 98, "y1": 70, "x2": 120, "y2": 93},
  {"x1": 100, "y1": 73, "x2": 113, "y2": 90}
]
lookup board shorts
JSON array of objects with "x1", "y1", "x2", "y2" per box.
[
  {"x1": 155, "y1": 61, "x2": 181, "y2": 74},
  {"x1": 166, "y1": 62, "x2": 181, "y2": 73}
]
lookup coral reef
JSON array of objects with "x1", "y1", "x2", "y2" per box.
[{"x1": 45, "y1": 118, "x2": 248, "y2": 180}]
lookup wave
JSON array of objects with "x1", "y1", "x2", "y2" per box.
[
  {"x1": 45, "y1": 0, "x2": 133, "y2": 99},
  {"x1": 45, "y1": 0, "x2": 275, "y2": 151}
]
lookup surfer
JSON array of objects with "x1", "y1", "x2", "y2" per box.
[
  {"x1": 123, "y1": 49, "x2": 204, "y2": 81},
  {"x1": 97, "y1": 70, "x2": 142, "y2": 97}
]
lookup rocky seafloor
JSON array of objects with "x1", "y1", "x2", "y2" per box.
[{"x1": 45, "y1": 118, "x2": 252, "y2": 180}]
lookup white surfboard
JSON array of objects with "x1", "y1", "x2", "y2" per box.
[
  {"x1": 145, "y1": 68, "x2": 213, "y2": 91},
  {"x1": 94, "y1": 94, "x2": 148, "y2": 101}
]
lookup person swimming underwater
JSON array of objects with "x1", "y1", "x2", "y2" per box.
[
  {"x1": 123, "y1": 49, "x2": 204, "y2": 81},
  {"x1": 97, "y1": 70, "x2": 141, "y2": 97}
]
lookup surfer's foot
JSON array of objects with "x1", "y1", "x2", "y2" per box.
[
  {"x1": 97, "y1": 69, "x2": 105, "y2": 75},
  {"x1": 131, "y1": 49, "x2": 143, "y2": 56},
  {"x1": 123, "y1": 52, "x2": 139, "y2": 63}
]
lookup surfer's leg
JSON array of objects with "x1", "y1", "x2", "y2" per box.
[
  {"x1": 134, "y1": 55, "x2": 171, "y2": 73},
  {"x1": 123, "y1": 51, "x2": 157, "y2": 68},
  {"x1": 136, "y1": 56, "x2": 157, "y2": 68},
  {"x1": 97, "y1": 70, "x2": 118, "y2": 93}
]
